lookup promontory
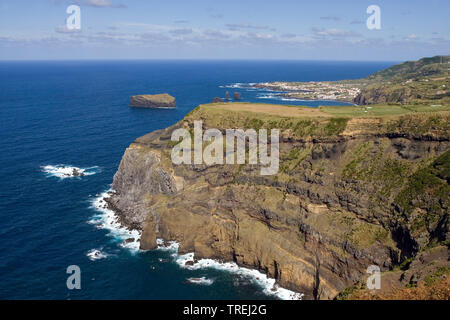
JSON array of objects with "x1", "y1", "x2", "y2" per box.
[{"x1": 109, "y1": 56, "x2": 449, "y2": 300}]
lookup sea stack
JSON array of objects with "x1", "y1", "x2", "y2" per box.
[
  {"x1": 212, "y1": 97, "x2": 224, "y2": 103},
  {"x1": 130, "y1": 93, "x2": 176, "y2": 108}
]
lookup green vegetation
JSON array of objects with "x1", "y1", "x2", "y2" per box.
[
  {"x1": 386, "y1": 113, "x2": 450, "y2": 138},
  {"x1": 324, "y1": 118, "x2": 348, "y2": 135},
  {"x1": 343, "y1": 142, "x2": 372, "y2": 179},
  {"x1": 377, "y1": 159, "x2": 411, "y2": 197},
  {"x1": 395, "y1": 257, "x2": 414, "y2": 271},
  {"x1": 185, "y1": 104, "x2": 351, "y2": 138},
  {"x1": 424, "y1": 266, "x2": 450, "y2": 286},
  {"x1": 280, "y1": 147, "x2": 312, "y2": 173},
  {"x1": 395, "y1": 150, "x2": 450, "y2": 238},
  {"x1": 355, "y1": 55, "x2": 450, "y2": 105},
  {"x1": 335, "y1": 283, "x2": 365, "y2": 300},
  {"x1": 320, "y1": 103, "x2": 450, "y2": 117},
  {"x1": 365, "y1": 56, "x2": 450, "y2": 83}
]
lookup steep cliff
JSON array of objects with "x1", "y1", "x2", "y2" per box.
[{"x1": 107, "y1": 102, "x2": 450, "y2": 299}]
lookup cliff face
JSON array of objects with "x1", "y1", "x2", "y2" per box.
[{"x1": 107, "y1": 104, "x2": 449, "y2": 299}]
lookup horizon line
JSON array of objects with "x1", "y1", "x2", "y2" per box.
[{"x1": 0, "y1": 58, "x2": 402, "y2": 63}]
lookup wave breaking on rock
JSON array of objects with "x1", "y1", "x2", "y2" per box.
[
  {"x1": 157, "y1": 239, "x2": 304, "y2": 300},
  {"x1": 89, "y1": 190, "x2": 141, "y2": 253},
  {"x1": 41, "y1": 164, "x2": 99, "y2": 179}
]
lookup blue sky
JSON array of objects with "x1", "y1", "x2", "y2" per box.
[{"x1": 0, "y1": 0, "x2": 449, "y2": 60}]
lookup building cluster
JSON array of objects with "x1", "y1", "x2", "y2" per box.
[{"x1": 253, "y1": 81, "x2": 361, "y2": 101}]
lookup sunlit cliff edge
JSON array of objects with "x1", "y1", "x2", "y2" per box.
[{"x1": 106, "y1": 57, "x2": 449, "y2": 300}]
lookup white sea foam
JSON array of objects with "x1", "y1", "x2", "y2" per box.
[
  {"x1": 220, "y1": 82, "x2": 282, "y2": 93},
  {"x1": 257, "y1": 93, "x2": 274, "y2": 99},
  {"x1": 280, "y1": 97, "x2": 303, "y2": 102},
  {"x1": 156, "y1": 238, "x2": 180, "y2": 252},
  {"x1": 157, "y1": 239, "x2": 304, "y2": 300},
  {"x1": 256, "y1": 93, "x2": 304, "y2": 102},
  {"x1": 186, "y1": 277, "x2": 214, "y2": 286},
  {"x1": 89, "y1": 190, "x2": 141, "y2": 253},
  {"x1": 42, "y1": 164, "x2": 99, "y2": 179},
  {"x1": 220, "y1": 82, "x2": 248, "y2": 89},
  {"x1": 86, "y1": 248, "x2": 109, "y2": 261},
  {"x1": 88, "y1": 192, "x2": 303, "y2": 299}
]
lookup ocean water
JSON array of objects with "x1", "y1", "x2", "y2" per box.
[{"x1": 0, "y1": 60, "x2": 395, "y2": 299}]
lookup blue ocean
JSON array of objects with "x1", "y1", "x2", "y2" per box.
[{"x1": 0, "y1": 60, "x2": 394, "y2": 299}]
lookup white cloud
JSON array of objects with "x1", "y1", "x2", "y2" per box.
[
  {"x1": 312, "y1": 27, "x2": 361, "y2": 39},
  {"x1": 202, "y1": 29, "x2": 232, "y2": 40},
  {"x1": 55, "y1": 25, "x2": 82, "y2": 34},
  {"x1": 404, "y1": 34, "x2": 418, "y2": 40},
  {"x1": 225, "y1": 23, "x2": 270, "y2": 31},
  {"x1": 73, "y1": 0, "x2": 126, "y2": 8},
  {"x1": 169, "y1": 28, "x2": 193, "y2": 35},
  {"x1": 320, "y1": 16, "x2": 341, "y2": 21}
]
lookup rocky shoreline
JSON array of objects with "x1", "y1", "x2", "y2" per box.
[
  {"x1": 104, "y1": 193, "x2": 143, "y2": 232},
  {"x1": 102, "y1": 191, "x2": 305, "y2": 300}
]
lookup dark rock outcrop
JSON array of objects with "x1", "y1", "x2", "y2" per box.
[
  {"x1": 130, "y1": 94, "x2": 176, "y2": 108},
  {"x1": 212, "y1": 97, "x2": 224, "y2": 103}
]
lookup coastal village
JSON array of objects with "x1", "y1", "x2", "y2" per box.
[{"x1": 252, "y1": 81, "x2": 362, "y2": 102}]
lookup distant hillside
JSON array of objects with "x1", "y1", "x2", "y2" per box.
[
  {"x1": 366, "y1": 56, "x2": 450, "y2": 83},
  {"x1": 355, "y1": 55, "x2": 450, "y2": 105}
]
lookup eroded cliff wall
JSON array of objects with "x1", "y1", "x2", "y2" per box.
[{"x1": 107, "y1": 105, "x2": 449, "y2": 299}]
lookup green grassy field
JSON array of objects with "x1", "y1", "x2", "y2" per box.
[{"x1": 320, "y1": 102, "x2": 450, "y2": 117}]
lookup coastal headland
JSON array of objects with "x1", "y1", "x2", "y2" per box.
[
  {"x1": 253, "y1": 55, "x2": 450, "y2": 105},
  {"x1": 107, "y1": 56, "x2": 449, "y2": 300}
]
